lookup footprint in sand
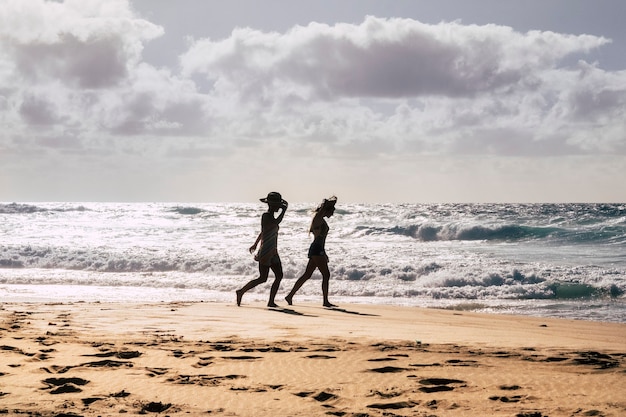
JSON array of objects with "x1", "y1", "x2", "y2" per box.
[
  {"x1": 490, "y1": 384, "x2": 528, "y2": 403},
  {"x1": 410, "y1": 362, "x2": 442, "y2": 367},
  {"x1": 294, "y1": 391, "x2": 338, "y2": 402},
  {"x1": 221, "y1": 355, "x2": 262, "y2": 361},
  {"x1": 145, "y1": 367, "x2": 169, "y2": 377},
  {"x1": 500, "y1": 384, "x2": 522, "y2": 391},
  {"x1": 313, "y1": 391, "x2": 337, "y2": 402},
  {"x1": 82, "y1": 350, "x2": 142, "y2": 360},
  {"x1": 35, "y1": 336, "x2": 57, "y2": 347},
  {"x1": 167, "y1": 374, "x2": 246, "y2": 386},
  {"x1": 1, "y1": 345, "x2": 36, "y2": 358},
  {"x1": 418, "y1": 378, "x2": 466, "y2": 393},
  {"x1": 231, "y1": 384, "x2": 283, "y2": 393},
  {"x1": 310, "y1": 344, "x2": 341, "y2": 353},
  {"x1": 572, "y1": 351, "x2": 620, "y2": 369},
  {"x1": 367, "y1": 357, "x2": 398, "y2": 362},
  {"x1": 367, "y1": 365, "x2": 407, "y2": 373},
  {"x1": 208, "y1": 342, "x2": 236, "y2": 352},
  {"x1": 42, "y1": 377, "x2": 89, "y2": 394},
  {"x1": 367, "y1": 401, "x2": 416, "y2": 410},
  {"x1": 82, "y1": 397, "x2": 103, "y2": 406},
  {"x1": 445, "y1": 358, "x2": 479, "y2": 366},
  {"x1": 80, "y1": 359, "x2": 135, "y2": 369},
  {"x1": 41, "y1": 359, "x2": 134, "y2": 374},
  {"x1": 305, "y1": 354, "x2": 336, "y2": 359},
  {"x1": 241, "y1": 345, "x2": 290, "y2": 353},
  {"x1": 6, "y1": 311, "x2": 32, "y2": 330},
  {"x1": 489, "y1": 395, "x2": 524, "y2": 403},
  {"x1": 141, "y1": 401, "x2": 172, "y2": 413},
  {"x1": 192, "y1": 357, "x2": 214, "y2": 367},
  {"x1": 368, "y1": 388, "x2": 404, "y2": 399},
  {"x1": 171, "y1": 349, "x2": 197, "y2": 358}
]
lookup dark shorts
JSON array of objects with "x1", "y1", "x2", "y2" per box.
[{"x1": 308, "y1": 242, "x2": 326, "y2": 258}]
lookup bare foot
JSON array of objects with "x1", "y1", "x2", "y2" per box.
[
  {"x1": 323, "y1": 302, "x2": 337, "y2": 308},
  {"x1": 236, "y1": 290, "x2": 243, "y2": 306},
  {"x1": 267, "y1": 302, "x2": 279, "y2": 308},
  {"x1": 285, "y1": 295, "x2": 293, "y2": 306}
]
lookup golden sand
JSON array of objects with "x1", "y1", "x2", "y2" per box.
[{"x1": 1, "y1": 301, "x2": 625, "y2": 416}]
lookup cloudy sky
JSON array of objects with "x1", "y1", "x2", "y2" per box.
[{"x1": 1, "y1": 0, "x2": 625, "y2": 203}]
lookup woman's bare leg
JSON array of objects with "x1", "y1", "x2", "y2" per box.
[
  {"x1": 267, "y1": 262, "x2": 284, "y2": 307},
  {"x1": 317, "y1": 260, "x2": 335, "y2": 307},
  {"x1": 285, "y1": 259, "x2": 318, "y2": 305},
  {"x1": 236, "y1": 264, "x2": 270, "y2": 306}
]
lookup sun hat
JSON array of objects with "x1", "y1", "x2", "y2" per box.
[{"x1": 260, "y1": 191, "x2": 285, "y2": 205}]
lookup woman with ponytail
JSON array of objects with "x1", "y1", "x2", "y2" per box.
[{"x1": 285, "y1": 196, "x2": 337, "y2": 307}]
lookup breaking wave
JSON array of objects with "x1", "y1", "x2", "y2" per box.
[
  {"x1": 1, "y1": 202, "x2": 625, "y2": 321},
  {"x1": 0, "y1": 203, "x2": 90, "y2": 214},
  {"x1": 360, "y1": 222, "x2": 625, "y2": 244}
]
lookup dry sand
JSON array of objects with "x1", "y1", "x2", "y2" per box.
[{"x1": 1, "y1": 300, "x2": 625, "y2": 416}]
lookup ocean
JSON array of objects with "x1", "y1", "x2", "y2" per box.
[{"x1": 1, "y1": 202, "x2": 625, "y2": 323}]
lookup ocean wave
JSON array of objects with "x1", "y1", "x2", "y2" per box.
[
  {"x1": 358, "y1": 222, "x2": 626, "y2": 244},
  {"x1": 1, "y1": 247, "x2": 624, "y2": 307},
  {"x1": 0, "y1": 203, "x2": 47, "y2": 214},
  {"x1": 361, "y1": 223, "x2": 562, "y2": 242},
  {"x1": 0, "y1": 245, "x2": 209, "y2": 273},
  {"x1": 439, "y1": 270, "x2": 546, "y2": 288},
  {"x1": 2, "y1": 202, "x2": 625, "y2": 322},
  {"x1": 327, "y1": 264, "x2": 624, "y2": 302},
  {"x1": 0, "y1": 203, "x2": 90, "y2": 214},
  {"x1": 448, "y1": 224, "x2": 558, "y2": 241},
  {"x1": 167, "y1": 206, "x2": 206, "y2": 215}
]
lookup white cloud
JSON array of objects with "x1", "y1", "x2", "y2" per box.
[
  {"x1": 0, "y1": 0, "x2": 212, "y2": 152},
  {"x1": 181, "y1": 16, "x2": 610, "y2": 99},
  {"x1": 2, "y1": 0, "x2": 162, "y2": 86},
  {"x1": 0, "y1": 2, "x2": 624, "y2": 202},
  {"x1": 177, "y1": 16, "x2": 625, "y2": 159}
]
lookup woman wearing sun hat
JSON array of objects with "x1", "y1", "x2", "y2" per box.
[
  {"x1": 285, "y1": 196, "x2": 337, "y2": 307},
  {"x1": 236, "y1": 191, "x2": 288, "y2": 307}
]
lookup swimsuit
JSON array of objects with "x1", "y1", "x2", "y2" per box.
[{"x1": 308, "y1": 219, "x2": 329, "y2": 258}]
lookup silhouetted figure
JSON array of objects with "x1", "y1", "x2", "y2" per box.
[
  {"x1": 285, "y1": 196, "x2": 337, "y2": 307},
  {"x1": 236, "y1": 192, "x2": 288, "y2": 307}
]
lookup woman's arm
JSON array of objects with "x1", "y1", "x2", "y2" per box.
[
  {"x1": 275, "y1": 201, "x2": 288, "y2": 224},
  {"x1": 309, "y1": 211, "x2": 324, "y2": 235},
  {"x1": 249, "y1": 231, "x2": 262, "y2": 253},
  {"x1": 259, "y1": 201, "x2": 288, "y2": 232}
]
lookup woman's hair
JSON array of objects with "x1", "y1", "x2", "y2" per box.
[
  {"x1": 309, "y1": 196, "x2": 337, "y2": 233},
  {"x1": 314, "y1": 196, "x2": 337, "y2": 213}
]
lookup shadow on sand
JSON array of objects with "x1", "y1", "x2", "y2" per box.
[
  {"x1": 327, "y1": 306, "x2": 379, "y2": 317},
  {"x1": 268, "y1": 307, "x2": 317, "y2": 317}
]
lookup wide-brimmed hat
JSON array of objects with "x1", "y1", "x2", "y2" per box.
[{"x1": 260, "y1": 191, "x2": 285, "y2": 205}]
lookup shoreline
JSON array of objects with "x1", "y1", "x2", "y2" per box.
[
  {"x1": 2, "y1": 282, "x2": 625, "y2": 324},
  {"x1": 3, "y1": 300, "x2": 624, "y2": 349},
  {"x1": 1, "y1": 301, "x2": 625, "y2": 416}
]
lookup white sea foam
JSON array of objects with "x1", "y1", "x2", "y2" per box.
[{"x1": 1, "y1": 202, "x2": 625, "y2": 322}]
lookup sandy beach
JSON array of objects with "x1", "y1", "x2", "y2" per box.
[{"x1": 1, "y1": 300, "x2": 625, "y2": 416}]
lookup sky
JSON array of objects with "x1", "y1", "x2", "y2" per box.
[{"x1": 1, "y1": 0, "x2": 625, "y2": 203}]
